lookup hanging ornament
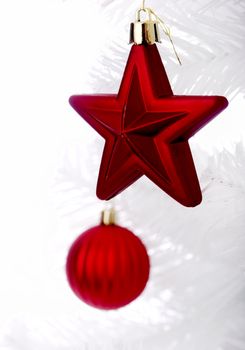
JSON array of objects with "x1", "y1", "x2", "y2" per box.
[
  {"x1": 66, "y1": 209, "x2": 150, "y2": 310},
  {"x1": 69, "y1": 3, "x2": 228, "y2": 207}
]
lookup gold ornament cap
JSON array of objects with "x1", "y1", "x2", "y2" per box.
[
  {"x1": 129, "y1": 8, "x2": 161, "y2": 45},
  {"x1": 101, "y1": 208, "x2": 116, "y2": 225}
]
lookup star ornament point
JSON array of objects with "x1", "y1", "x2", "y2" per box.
[{"x1": 70, "y1": 44, "x2": 228, "y2": 207}]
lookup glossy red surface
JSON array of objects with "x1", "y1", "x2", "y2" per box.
[
  {"x1": 66, "y1": 224, "x2": 150, "y2": 310},
  {"x1": 70, "y1": 44, "x2": 228, "y2": 207}
]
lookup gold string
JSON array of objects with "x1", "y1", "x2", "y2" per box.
[
  {"x1": 149, "y1": 8, "x2": 182, "y2": 65},
  {"x1": 138, "y1": 2, "x2": 182, "y2": 65}
]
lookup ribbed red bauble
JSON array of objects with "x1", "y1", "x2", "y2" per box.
[{"x1": 66, "y1": 212, "x2": 150, "y2": 310}]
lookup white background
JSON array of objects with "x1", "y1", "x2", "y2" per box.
[{"x1": 0, "y1": 0, "x2": 244, "y2": 348}]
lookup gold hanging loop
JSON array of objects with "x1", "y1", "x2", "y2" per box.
[{"x1": 130, "y1": 2, "x2": 182, "y2": 65}]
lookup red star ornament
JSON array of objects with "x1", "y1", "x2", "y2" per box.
[{"x1": 69, "y1": 44, "x2": 228, "y2": 207}]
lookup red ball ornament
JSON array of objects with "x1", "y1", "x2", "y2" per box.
[{"x1": 66, "y1": 221, "x2": 150, "y2": 310}]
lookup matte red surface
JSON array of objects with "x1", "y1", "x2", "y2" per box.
[
  {"x1": 70, "y1": 44, "x2": 228, "y2": 207},
  {"x1": 66, "y1": 224, "x2": 150, "y2": 310}
]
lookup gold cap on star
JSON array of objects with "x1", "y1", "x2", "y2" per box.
[{"x1": 129, "y1": 8, "x2": 161, "y2": 45}]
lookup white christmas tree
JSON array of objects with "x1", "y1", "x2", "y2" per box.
[{"x1": 0, "y1": 1, "x2": 244, "y2": 349}]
